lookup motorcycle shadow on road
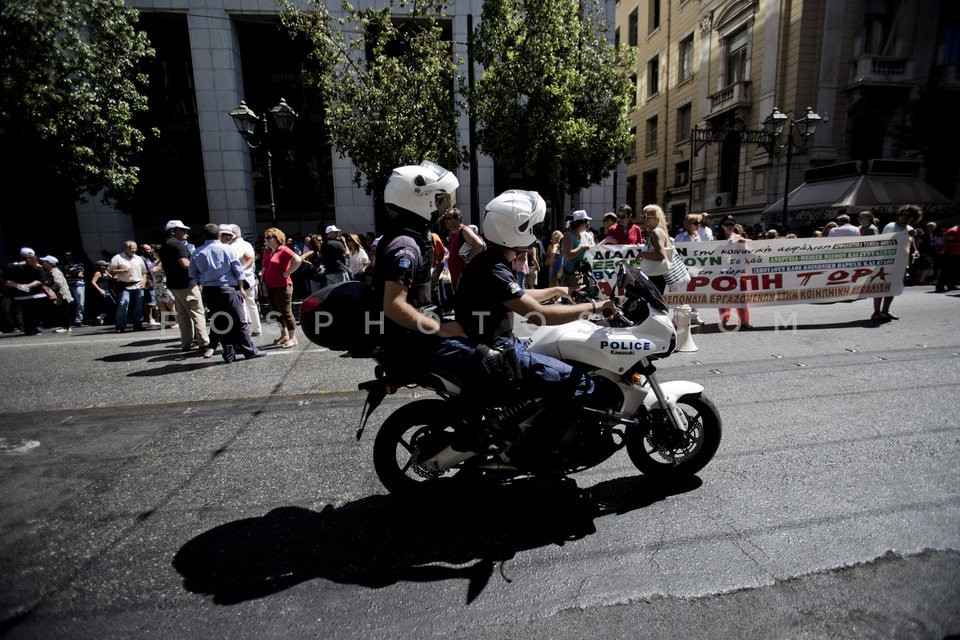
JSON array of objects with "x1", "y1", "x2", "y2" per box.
[{"x1": 172, "y1": 474, "x2": 701, "y2": 605}]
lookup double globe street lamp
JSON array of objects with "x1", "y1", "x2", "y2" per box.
[
  {"x1": 229, "y1": 98, "x2": 298, "y2": 227},
  {"x1": 763, "y1": 106, "x2": 822, "y2": 229}
]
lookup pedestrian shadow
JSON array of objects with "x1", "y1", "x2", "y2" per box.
[
  {"x1": 693, "y1": 318, "x2": 879, "y2": 334},
  {"x1": 148, "y1": 352, "x2": 204, "y2": 363},
  {"x1": 172, "y1": 474, "x2": 701, "y2": 605},
  {"x1": 122, "y1": 337, "x2": 180, "y2": 347},
  {"x1": 97, "y1": 349, "x2": 178, "y2": 362},
  {"x1": 746, "y1": 318, "x2": 881, "y2": 331},
  {"x1": 128, "y1": 361, "x2": 219, "y2": 376}
]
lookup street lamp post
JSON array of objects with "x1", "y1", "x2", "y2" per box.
[
  {"x1": 763, "y1": 107, "x2": 822, "y2": 230},
  {"x1": 229, "y1": 98, "x2": 298, "y2": 227}
]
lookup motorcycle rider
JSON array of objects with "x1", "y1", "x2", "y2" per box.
[
  {"x1": 454, "y1": 190, "x2": 616, "y2": 468},
  {"x1": 373, "y1": 161, "x2": 469, "y2": 373}
]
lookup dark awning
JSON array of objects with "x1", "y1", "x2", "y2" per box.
[{"x1": 762, "y1": 159, "x2": 953, "y2": 215}]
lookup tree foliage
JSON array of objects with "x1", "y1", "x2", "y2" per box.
[
  {"x1": 0, "y1": 0, "x2": 153, "y2": 201},
  {"x1": 471, "y1": 0, "x2": 635, "y2": 211},
  {"x1": 282, "y1": 0, "x2": 466, "y2": 198}
]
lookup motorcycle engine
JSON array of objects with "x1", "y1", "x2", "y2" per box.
[{"x1": 559, "y1": 377, "x2": 626, "y2": 469}]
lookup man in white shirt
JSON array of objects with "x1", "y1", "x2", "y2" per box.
[
  {"x1": 873, "y1": 204, "x2": 921, "y2": 322},
  {"x1": 828, "y1": 213, "x2": 861, "y2": 237},
  {"x1": 220, "y1": 224, "x2": 262, "y2": 336},
  {"x1": 108, "y1": 240, "x2": 147, "y2": 332},
  {"x1": 697, "y1": 212, "x2": 715, "y2": 241}
]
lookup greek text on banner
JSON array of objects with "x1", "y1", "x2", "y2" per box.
[{"x1": 584, "y1": 233, "x2": 908, "y2": 308}]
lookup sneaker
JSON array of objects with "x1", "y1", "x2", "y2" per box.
[
  {"x1": 147, "y1": 320, "x2": 161, "y2": 326},
  {"x1": 53, "y1": 328, "x2": 68, "y2": 333}
]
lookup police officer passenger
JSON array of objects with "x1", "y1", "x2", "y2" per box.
[{"x1": 373, "y1": 161, "x2": 468, "y2": 372}]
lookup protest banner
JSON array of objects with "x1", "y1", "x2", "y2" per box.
[{"x1": 584, "y1": 233, "x2": 908, "y2": 307}]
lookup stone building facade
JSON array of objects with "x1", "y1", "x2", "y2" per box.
[{"x1": 617, "y1": 0, "x2": 958, "y2": 229}]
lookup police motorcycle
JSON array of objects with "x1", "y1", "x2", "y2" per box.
[{"x1": 301, "y1": 261, "x2": 721, "y2": 497}]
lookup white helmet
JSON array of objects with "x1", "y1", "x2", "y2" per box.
[
  {"x1": 383, "y1": 160, "x2": 459, "y2": 221},
  {"x1": 482, "y1": 190, "x2": 546, "y2": 250}
]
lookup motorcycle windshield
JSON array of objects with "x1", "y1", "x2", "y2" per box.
[{"x1": 620, "y1": 264, "x2": 669, "y2": 313}]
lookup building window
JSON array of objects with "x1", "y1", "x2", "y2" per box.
[
  {"x1": 646, "y1": 115, "x2": 658, "y2": 154},
  {"x1": 863, "y1": 0, "x2": 892, "y2": 55},
  {"x1": 629, "y1": 9, "x2": 638, "y2": 47},
  {"x1": 642, "y1": 169, "x2": 658, "y2": 206},
  {"x1": 649, "y1": 0, "x2": 661, "y2": 34},
  {"x1": 648, "y1": 55, "x2": 659, "y2": 97},
  {"x1": 679, "y1": 34, "x2": 694, "y2": 82},
  {"x1": 615, "y1": 26, "x2": 621, "y2": 49},
  {"x1": 675, "y1": 160, "x2": 690, "y2": 187},
  {"x1": 939, "y1": 19, "x2": 960, "y2": 64},
  {"x1": 676, "y1": 103, "x2": 691, "y2": 141},
  {"x1": 726, "y1": 27, "x2": 749, "y2": 86},
  {"x1": 630, "y1": 73, "x2": 637, "y2": 107},
  {"x1": 627, "y1": 125, "x2": 637, "y2": 162}
]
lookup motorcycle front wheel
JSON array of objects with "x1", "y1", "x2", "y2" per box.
[
  {"x1": 373, "y1": 398, "x2": 477, "y2": 496},
  {"x1": 626, "y1": 392, "x2": 721, "y2": 480}
]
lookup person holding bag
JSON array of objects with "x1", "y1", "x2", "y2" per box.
[{"x1": 636, "y1": 204, "x2": 674, "y2": 293}]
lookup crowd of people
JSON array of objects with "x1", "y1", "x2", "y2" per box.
[
  {"x1": 0, "y1": 220, "x2": 374, "y2": 353},
  {"x1": 1, "y1": 199, "x2": 956, "y2": 342}
]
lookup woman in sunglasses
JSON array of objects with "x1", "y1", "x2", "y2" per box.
[{"x1": 636, "y1": 204, "x2": 673, "y2": 294}]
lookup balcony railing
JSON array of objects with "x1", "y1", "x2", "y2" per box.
[
  {"x1": 849, "y1": 55, "x2": 913, "y2": 86},
  {"x1": 706, "y1": 81, "x2": 750, "y2": 119},
  {"x1": 938, "y1": 63, "x2": 960, "y2": 89}
]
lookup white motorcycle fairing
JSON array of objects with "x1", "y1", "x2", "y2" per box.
[
  {"x1": 610, "y1": 377, "x2": 705, "y2": 421},
  {"x1": 526, "y1": 311, "x2": 676, "y2": 373}
]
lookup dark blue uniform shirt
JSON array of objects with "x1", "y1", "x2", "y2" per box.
[{"x1": 455, "y1": 250, "x2": 526, "y2": 342}]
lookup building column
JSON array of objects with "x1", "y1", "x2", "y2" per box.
[
  {"x1": 187, "y1": 7, "x2": 257, "y2": 235},
  {"x1": 811, "y1": 0, "x2": 844, "y2": 163}
]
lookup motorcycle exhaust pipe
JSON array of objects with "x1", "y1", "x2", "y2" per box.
[{"x1": 419, "y1": 446, "x2": 478, "y2": 472}]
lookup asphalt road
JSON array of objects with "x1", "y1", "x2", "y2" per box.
[{"x1": 0, "y1": 287, "x2": 958, "y2": 639}]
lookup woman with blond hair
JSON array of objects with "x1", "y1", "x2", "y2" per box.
[
  {"x1": 545, "y1": 229, "x2": 564, "y2": 287},
  {"x1": 637, "y1": 204, "x2": 673, "y2": 293},
  {"x1": 261, "y1": 227, "x2": 302, "y2": 348},
  {"x1": 345, "y1": 233, "x2": 370, "y2": 279}
]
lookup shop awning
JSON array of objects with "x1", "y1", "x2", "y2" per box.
[{"x1": 762, "y1": 159, "x2": 953, "y2": 215}]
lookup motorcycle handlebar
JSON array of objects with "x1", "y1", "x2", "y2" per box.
[{"x1": 603, "y1": 296, "x2": 634, "y2": 327}]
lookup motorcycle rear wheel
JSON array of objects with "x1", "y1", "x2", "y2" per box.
[
  {"x1": 373, "y1": 398, "x2": 477, "y2": 496},
  {"x1": 626, "y1": 392, "x2": 721, "y2": 480}
]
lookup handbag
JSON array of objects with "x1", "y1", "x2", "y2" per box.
[
  {"x1": 640, "y1": 243, "x2": 673, "y2": 277},
  {"x1": 663, "y1": 249, "x2": 691, "y2": 286}
]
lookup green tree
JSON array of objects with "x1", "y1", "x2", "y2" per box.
[
  {"x1": 0, "y1": 0, "x2": 153, "y2": 202},
  {"x1": 471, "y1": 0, "x2": 635, "y2": 224},
  {"x1": 282, "y1": 0, "x2": 466, "y2": 201}
]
